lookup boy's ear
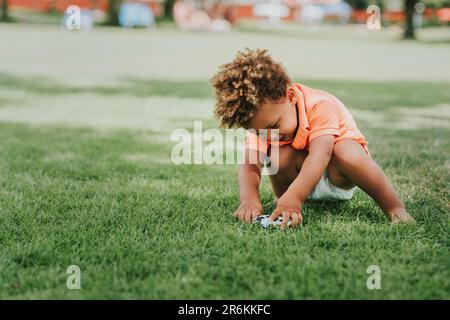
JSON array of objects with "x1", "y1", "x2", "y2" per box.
[{"x1": 287, "y1": 87, "x2": 297, "y2": 105}]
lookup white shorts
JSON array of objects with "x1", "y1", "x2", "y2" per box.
[{"x1": 307, "y1": 169, "x2": 356, "y2": 201}]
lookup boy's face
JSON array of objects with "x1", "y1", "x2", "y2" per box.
[{"x1": 245, "y1": 88, "x2": 298, "y2": 142}]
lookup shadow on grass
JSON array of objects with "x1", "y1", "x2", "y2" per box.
[
  {"x1": 0, "y1": 72, "x2": 213, "y2": 99},
  {"x1": 417, "y1": 38, "x2": 450, "y2": 45},
  {"x1": 1, "y1": 72, "x2": 449, "y2": 111}
]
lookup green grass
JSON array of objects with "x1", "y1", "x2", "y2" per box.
[
  {"x1": 0, "y1": 78, "x2": 448, "y2": 299},
  {"x1": 0, "y1": 25, "x2": 449, "y2": 299}
]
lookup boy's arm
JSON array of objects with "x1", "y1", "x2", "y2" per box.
[
  {"x1": 234, "y1": 148, "x2": 264, "y2": 222},
  {"x1": 284, "y1": 135, "x2": 334, "y2": 202},
  {"x1": 270, "y1": 135, "x2": 334, "y2": 228},
  {"x1": 238, "y1": 163, "x2": 261, "y2": 202}
]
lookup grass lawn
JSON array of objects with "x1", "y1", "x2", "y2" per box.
[{"x1": 0, "y1": 24, "x2": 449, "y2": 299}]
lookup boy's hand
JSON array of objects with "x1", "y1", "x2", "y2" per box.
[
  {"x1": 388, "y1": 208, "x2": 416, "y2": 224},
  {"x1": 269, "y1": 192, "x2": 303, "y2": 229},
  {"x1": 233, "y1": 199, "x2": 263, "y2": 223}
]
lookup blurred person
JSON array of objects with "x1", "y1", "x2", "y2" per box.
[
  {"x1": 204, "y1": 0, "x2": 238, "y2": 25},
  {"x1": 296, "y1": 0, "x2": 352, "y2": 25},
  {"x1": 211, "y1": 49, "x2": 415, "y2": 229},
  {"x1": 173, "y1": 0, "x2": 230, "y2": 31},
  {"x1": 173, "y1": 0, "x2": 211, "y2": 30},
  {"x1": 253, "y1": 0, "x2": 290, "y2": 25},
  {"x1": 223, "y1": 4, "x2": 238, "y2": 25},
  {"x1": 298, "y1": 1, "x2": 325, "y2": 25},
  {"x1": 118, "y1": 1, "x2": 155, "y2": 28}
]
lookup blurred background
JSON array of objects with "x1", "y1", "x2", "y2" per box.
[
  {"x1": 1, "y1": 0, "x2": 449, "y2": 85},
  {"x1": 1, "y1": 0, "x2": 449, "y2": 35},
  {"x1": 0, "y1": 0, "x2": 449, "y2": 126}
]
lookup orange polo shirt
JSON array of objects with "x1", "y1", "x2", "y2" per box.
[{"x1": 246, "y1": 83, "x2": 370, "y2": 155}]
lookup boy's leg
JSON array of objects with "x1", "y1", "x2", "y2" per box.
[
  {"x1": 269, "y1": 145, "x2": 308, "y2": 198},
  {"x1": 327, "y1": 139, "x2": 414, "y2": 223}
]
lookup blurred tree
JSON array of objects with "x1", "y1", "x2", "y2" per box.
[
  {"x1": 108, "y1": 0, "x2": 123, "y2": 25},
  {"x1": 49, "y1": 0, "x2": 58, "y2": 14},
  {"x1": 344, "y1": 0, "x2": 369, "y2": 10},
  {"x1": 1, "y1": 0, "x2": 9, "y2": 22},
  {"x1": 404, "y1": 0, "x2": 418, "y2": 39},
  {"x1": 424, "y1": 0, "x2": 448, "y2": 7},
  {"x1": 164, "y1": 0, "x2": 176, "y2": 19}
]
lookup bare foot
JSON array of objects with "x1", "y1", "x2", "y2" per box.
[{"x1": 388, "y1": 207, "x2": 415, "y2": 224}]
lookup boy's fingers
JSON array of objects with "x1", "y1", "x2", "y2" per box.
[
  {"x1": 242, "y1": 209, "x2": 250, "y2": 222},
  {"x1": 238, "y1": 209, "x2": 246, "y2": 221},
  {"x1": 280, "y1": 211, "x2": 290, "y2": 230},
  {"x1": 298, "y1": 212, "x2": 303, "y2": 225},
  {"x1": 290, "y1": 212, "x2": 299, "y2": 228},
  {"x1": 251, "y1": 209, "x2": 260, "y2": 220},
  {"x1": 244, "y1": 209, "x2": 253, "y2": 223},
  {"x1": 269, "y1": 209, "x2": 281, "y2": 221},
  {"x1": 234, "y1": 206, "x2": 263, "y2": 222}
]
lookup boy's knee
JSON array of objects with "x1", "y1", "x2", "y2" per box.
[
  {"x1": 332, "y1": 140, "x2": 366, "y2": 166},
  {"x1": 270, "y1": 146, "x2": 306, "y2": 173}
]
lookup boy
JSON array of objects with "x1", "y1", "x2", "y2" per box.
[{"x1": 211, "y1": 48, "x2": 414, "y2": 229}]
